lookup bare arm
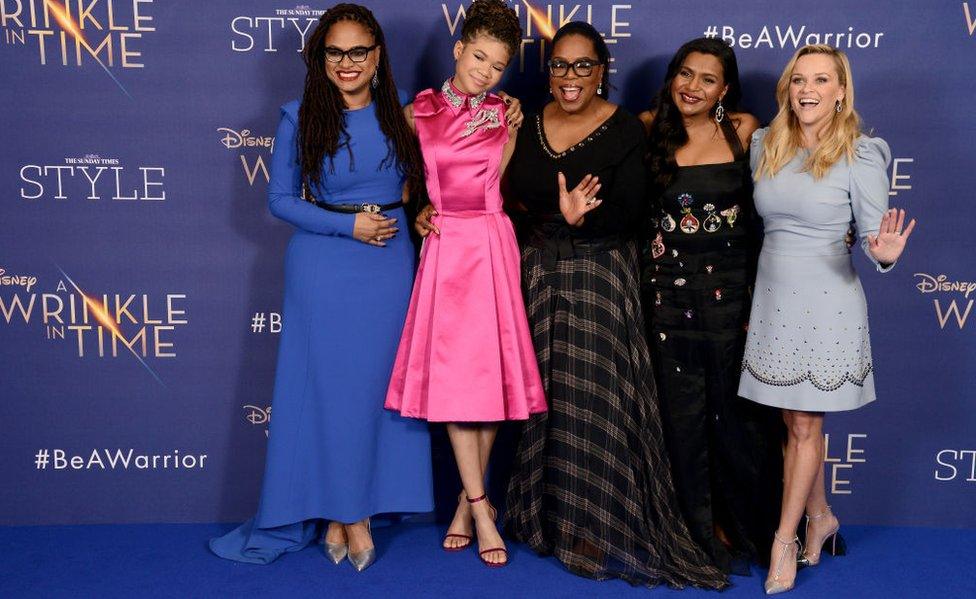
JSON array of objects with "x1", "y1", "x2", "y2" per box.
[
  {"x1": 733, "y1": 112, "x2": 760, "y2": 148},
  {"x1": 403, "y1": 103, "x2": 416, "y2": 134},
  {"x1": 500, "y1": 127, "x2": 518, "y2": 176}
]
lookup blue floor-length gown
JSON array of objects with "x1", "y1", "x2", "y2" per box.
[{"x1": 210, "y1": 98, "x2": 433, "y2": 564}]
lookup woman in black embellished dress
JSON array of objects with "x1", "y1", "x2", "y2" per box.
[
  {"x1": 639, "y1": 38, "x2": 785, "y2": 575},
  {"x1": 502, "y1": 24, "x2": 727, "y2": 589}
]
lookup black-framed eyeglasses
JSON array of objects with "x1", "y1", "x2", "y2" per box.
[
  {"x1": 324, "y1": 44, "x2": 378, "y2": 63},
  {"x1": 547, "y1": 59, "x2": 602, "y2": 77}
]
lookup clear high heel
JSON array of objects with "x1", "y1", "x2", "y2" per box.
[
  {"x1": 765, "y1": 532, "x2": 800, "y2": 595},
  {"x1": 323, "y1": 523, "x2": 348, "y2": 565},
  {"x1": 347, "y1": 518, "x2": 376, "y2": 572},
  {"x1": 797, "y1": 505, "x2": 846, "y2": 567}
]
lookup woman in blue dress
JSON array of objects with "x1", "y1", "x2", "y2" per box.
[
  {"x1": 210, "y1": 4, "x2": 433, "y2": 570},
  {"x1": 738, "y1": 45, "x2": 915, "y2": 593}
]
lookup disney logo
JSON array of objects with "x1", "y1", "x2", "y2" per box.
[
  {"x1": 218, "y1": 128, "x2": 275, "y2": 152},
  {"x1": 0, "y1": 268, "x2": 38, "y2": 292},
  {"x1": 243, "y1": 404, "x2": 271, "y2": 425},
  {"x1": 914, "y1": 273, "x2": 976, "y2": 299}
]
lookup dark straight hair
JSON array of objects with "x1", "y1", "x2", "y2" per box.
[{"x1": 646, "y1": 37, "x2": 746, "y2": 192}]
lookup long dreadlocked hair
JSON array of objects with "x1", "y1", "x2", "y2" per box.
[{"x1": 297, "y1": 4, "x2": 422, "y2": 194}]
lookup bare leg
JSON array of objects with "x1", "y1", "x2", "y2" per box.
[
  {"x1": 345, "y1": 518, "x2": 373, "y2": 554},
  {"x1": 325, "y1": 520, "x2": 347, "y2": 545},
  {"x1": 767, "y1": 410, "x2": 824, "y2": 590},
  {"x1": 447, "y1": 423, "x2": 506, "y2": 565},
  {"x1": 477, "y1": 425, "x2": 498, "y2": 472},
  {"x1": 802, "y1": 440, "x2": 840, "y2": 561},
  {"x1": 443, "y1": 424, "x2": 499, "y2": 549}
]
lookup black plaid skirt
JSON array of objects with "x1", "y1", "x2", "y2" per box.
[{"x1": 504, "y1": 241, "x2": 728, "y2": 589}]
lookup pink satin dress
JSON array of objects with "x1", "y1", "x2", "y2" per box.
[{"x1": 385, "y1": 80, "x2": 547, "y2": 422}]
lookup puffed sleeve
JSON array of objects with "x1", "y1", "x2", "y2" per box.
[
  {"x1": 267, "y1": 101, "x2": 355, "y2": 237},
  {"x1": 748, "y1": 127, "x2": 768, "y2": 174},
  {"x1": 850, "y1": 136, "x2": 893, "y2": 272}
]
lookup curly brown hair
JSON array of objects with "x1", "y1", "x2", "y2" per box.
[
  {"x1": 298, "y1": 4, "x2": 422, "y2": 194},
  {"x1": 460, "y1": 0, "x2": 521, "y2": 57}
]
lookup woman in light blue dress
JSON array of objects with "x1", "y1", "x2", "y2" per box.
[
  {"x1": 210, "y1": 5, "x2": 432, "y2": 570},
  {"x1": 738, "y1": 45, "x2": 915, "y2": 594}
]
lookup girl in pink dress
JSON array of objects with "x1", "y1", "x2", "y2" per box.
[{"x1": 385, "y1": 0, "x2": 545, "y2": 568}]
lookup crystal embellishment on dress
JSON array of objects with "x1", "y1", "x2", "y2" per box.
[
  {"x1": 720, "y1": 204, "x2": 740, "y2": 227},
  {"x1": 651, "y1": 232, "x2": 665, "y2": 259},
  {"x1": 441, "y1": 79, "x2": 486, "y2": 111},
  {"x1": 703, "y1": 203, "x2": 722, "y2": 233},
  {"x1": 535, "y1": 114, "x2": 610, "y2": 159},
  {"x1": 661, "y1": 212, "x2": 677, "y2": 232},
  {"x1": 461, "y1": 107, "x2": 501, "y2": 138},
  {"x1": 678, "y1": 193, "x2": 700, "y2": 234}
]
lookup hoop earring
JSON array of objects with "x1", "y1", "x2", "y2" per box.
[
  {"x1": 371, "y1": 71, "x2": 379, "y2": 89},
  {"x1": 714, "y1": 99, "x2": 725, "y2": 123},
  {"x1": 835, "y1": 99, "x2": 842, "y2": 113}
]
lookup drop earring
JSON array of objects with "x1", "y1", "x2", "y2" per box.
[
  {"x1": 597, "y1": 84, "x2": 603, "y2": 95},
  {"x1": 371, "y1": 71, "x2": 379, "y2": 89},
  {"x1": 714, "y1": 99, "x2": 725, "y2": 123},
  {"x1": 835, "y1": 99, "x2": 842, "y2": 113}
]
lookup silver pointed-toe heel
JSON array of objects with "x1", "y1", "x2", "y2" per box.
[
  {"x1": 765, "y1": 532, "x2": 800, "y2": 595},
  {"x1": 348, "y1": 518, "x2": 376, "y2": 572},
  {"x1": 348, "y1": 547, "x2": 376, "y2": 572},
  {"x1": 325, "y1": 541, "x2": 348, "y2": 565}
]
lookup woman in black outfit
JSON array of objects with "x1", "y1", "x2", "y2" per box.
[
  {"x1": 639, "y1": 37, "x2": 785, "y2": 575},
  {"x1": 501, "y1": 23, "x2": 727, "y2": 589}
]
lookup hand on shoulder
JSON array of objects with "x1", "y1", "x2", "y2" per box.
[
  {"x1": 637, "y1": 110, "x2": 656, "y2": 135},
  {"x1": 403, "y1": 103, "x2": 415, "y2": 133},
  {"x1": 730, "y1": 112, "x2": 760, "y2": 147}
]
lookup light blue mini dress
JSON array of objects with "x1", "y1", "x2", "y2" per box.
[{"x1": 738, "y1": 128, "x2": 892, "y2": 412}]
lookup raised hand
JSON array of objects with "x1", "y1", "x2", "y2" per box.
[
  {"x1": 557, "y1": 172, "x2": 602, "y2": 226},
  {"x1": 498, "y1": 91, "x2": 523, "y2": 130},
  {"x1": 415, "y1": 204, "x2": 439, "y2": 237},
  {"x1": 867, "y1": 208, "x2": 916, "y2": 265},
  {"x1": 353, "y1": 212, "x2": 398, "y2": 247}
]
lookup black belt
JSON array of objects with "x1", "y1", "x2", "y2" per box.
[
  {"x1": 528, "y1": 214, "x2": 623, "y2": 272},
  {"x1": 313, "y1": 199, "x2": 402, "y2": 214},
  {"x1": 303, "y1": 183, "x2": 402, "y2": 213}
]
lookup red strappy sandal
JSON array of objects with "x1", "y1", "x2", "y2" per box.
[
  {"x1": 467, "y1": 493, "x2": 508, "y2": 568},
  {"x1": 442, "y1": 493, "x2": 472, "y2": 552}
]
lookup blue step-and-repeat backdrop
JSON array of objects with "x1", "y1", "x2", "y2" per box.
[{"x1": 1, "y1": 1, "x2": 973, "y2": 528}]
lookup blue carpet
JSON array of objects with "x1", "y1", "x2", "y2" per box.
[{"x1": 0, "y1": 522, "x2": 973, "y2": 598}]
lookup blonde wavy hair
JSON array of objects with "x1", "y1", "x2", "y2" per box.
[{"x1": 755, "y1": 45, "x2": 861, "y2": 180}]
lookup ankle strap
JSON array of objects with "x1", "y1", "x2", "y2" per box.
[
  {"x1": 773, "y1": 531, "x2": 799, "y2": 547},
  {"x1": 806, "y1": 505, "x2": 832, "y2": 520},
  {"x1": 466, "y1": 493, "x2": 488, "y2": 504}
]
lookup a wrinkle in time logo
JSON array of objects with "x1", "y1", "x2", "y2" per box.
[
  {"x1": 19, "y1": 154, "x2": 166, "y2": 201},
  {"x1": 230, "y1": 4, "x2": 325, "y2": 53},
  {"x1": 441, "y1": 2, "x2": 633, "y2": 74},
  {"x1": 913, "y1": 273, "x2": 976, "y2": 330},
  {"x1": 0, "y1": 266, "x2": 188, "y2": 386},
  {"x1": 824, "y1": 433, "x2": 867, "y2": 495},
  {"x1": 218, "y1": 128, "x2": 275, "y2": 186},
  {"x1": 1, "y1": 0, "x2": 158, "y2": 97}
]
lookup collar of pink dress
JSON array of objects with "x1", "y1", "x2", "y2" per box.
[{"x1": 441, "y1": 78, "x2": 487, "y2": 114}]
